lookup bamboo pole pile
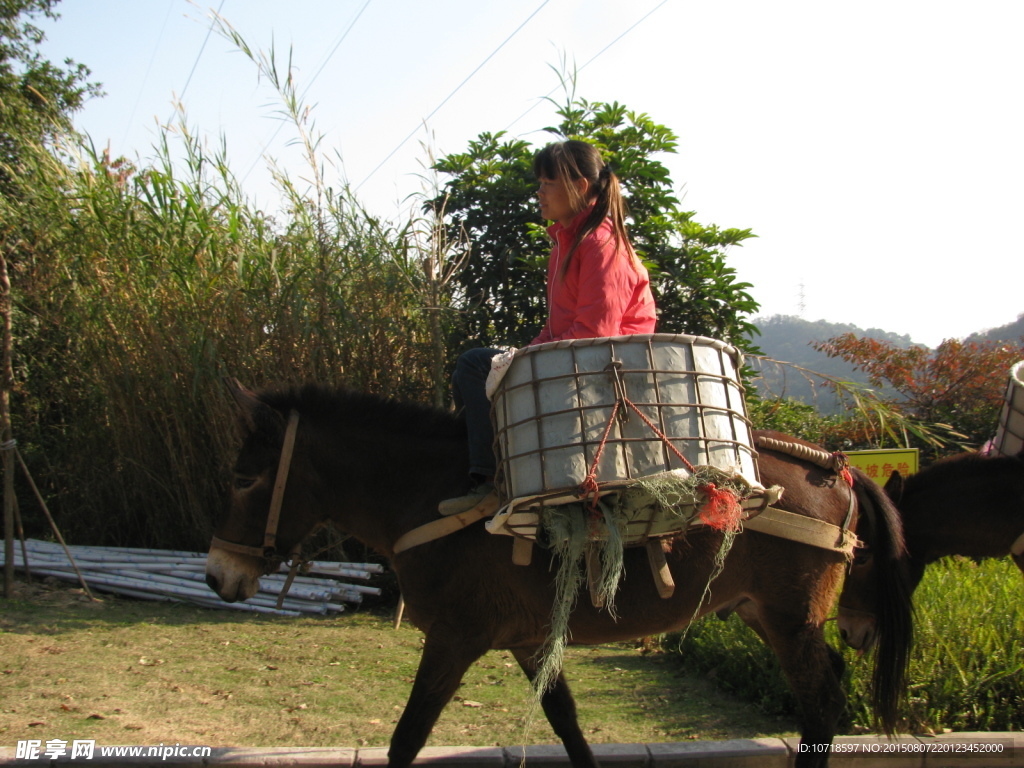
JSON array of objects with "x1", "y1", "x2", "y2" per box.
[{"x1": 1, "y1": 538, "x2": 383, "y2": 617}]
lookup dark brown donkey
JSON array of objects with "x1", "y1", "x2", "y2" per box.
[
  {"x1": 838, "y1": 448, "x2": 1024, "y2": 651},
  {"x1": 205, "y1": 383, "x2": 913, "y2": 768}
]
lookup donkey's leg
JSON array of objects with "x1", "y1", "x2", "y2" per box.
[
  {"x1": 758, "y1": 610, "x2": 845, "y2": 768},
  {"x1": 743, "y1": 600, "x2": 846, "y2": 680},
  {"x1": 387, "y1": 628, "x2": 489, "y2": 768},
  {"x1": 511, "y1": 648, "x2": 599, "y2": 768},
  {"x1": 733, "y1": 600, "x2": 770, "y2": 643}
]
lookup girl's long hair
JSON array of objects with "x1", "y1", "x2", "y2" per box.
[{"x1": 533, "y1": 140, "x2": 636, "y2": 279}]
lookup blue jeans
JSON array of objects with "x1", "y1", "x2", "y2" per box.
[{"x1": 452, "y1": 347, "x2": 502, "y2": 480}]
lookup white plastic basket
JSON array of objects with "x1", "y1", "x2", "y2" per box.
[
  {"x1": 993, "y1": 360, "x2": 1024, "y2": 457},
  {"x1": 487, "y1": 334, "x2": 771, "y2": 542}
]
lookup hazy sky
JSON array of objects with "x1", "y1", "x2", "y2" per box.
[{"x1": 38, "y1": 0, "x2": 1024, "y2": 348}]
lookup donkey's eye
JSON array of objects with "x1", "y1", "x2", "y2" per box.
[
  {"x1": 233, "y1": 475, "x2": 258, "y2": 491},
  {"x1": 852, "y1": 548, "x2": 872, "y2": 566}
]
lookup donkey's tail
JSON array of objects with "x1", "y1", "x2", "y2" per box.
[{"x1": 851, "y1": 467, "x2": 914, "y2": 734}]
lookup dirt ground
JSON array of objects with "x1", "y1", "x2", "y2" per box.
[{"x1": 3, "y1": 574, "x2": 99, "y2": 608}]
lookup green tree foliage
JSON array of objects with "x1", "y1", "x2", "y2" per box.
[
  {"x1": 431, "y1": 132, "x2": 541, "y2": 347},
  {"x1": 0, "y1": 0, "x2": 100, "y2": 197},
  {"x1": 747, "y1": 396, "x2": 841, "y2": 446},
  {"x1": 432, "y1": 94, "x2": 759, "y2": 350}
]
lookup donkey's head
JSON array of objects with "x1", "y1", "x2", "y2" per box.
[{"x1": 205, "y1": 380, "x2": 324, "y2": 603}]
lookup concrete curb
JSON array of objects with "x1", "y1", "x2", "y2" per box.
[{"x1": 2, "y1": 734, "x2": 1022, "y2": 767}]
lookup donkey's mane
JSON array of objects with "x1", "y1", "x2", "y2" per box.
[{"x1": 257, "y1": 383, "x2": 466, "y2": 441}]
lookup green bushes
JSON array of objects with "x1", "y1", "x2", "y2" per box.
[
  {"x1": 665, "y1": 557, "x2": 1023, "y2": 733},
  {"x1": 897, "y1": 558, "x2": 1023, "y2": 731}
]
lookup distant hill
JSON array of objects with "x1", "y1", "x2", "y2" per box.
[
  {"x1": 966, "y1": 313, "x2": 1024, "y2": 343},
  {"x1": 744, "y1": 315, "x2": 916, "y2": 411},
  {"x1": 744, "y1": 312, "x2": 1024, "y2": 413}
]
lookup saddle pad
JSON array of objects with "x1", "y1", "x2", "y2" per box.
[{"x1": 486, "y1": 467, "x2": 782, "y2": 547}]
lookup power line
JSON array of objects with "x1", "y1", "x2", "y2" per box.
[
  {"x1": 301, "y1": 0, "x2": 373, "y2": 102},
  {"x1": 170, "y1": 0, "x2": 227, "y2": 122},
  {"x1": 354, "y1": 0, "x2": 551, "y2": 193},
  {"x1": 504, "y1": 0, "x2": 670, "y2": 133},
  {"x1": 123, "y1": 0, "x2": 176, "y2": 147},
  {"x1": 239, "y1": 0, "x2": 373, "y2": 184}
]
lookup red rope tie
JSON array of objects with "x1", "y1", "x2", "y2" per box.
[
  {"x1": 579, "y1": 400, "x2": 621, "y2": 535},
  {"x1": 831, "y1": 451, "x2": 853, "y2": 487},
  {"x1": 697, "y1": 483, "x2": 744, "y2": 532},
  {"x1": 619, "y1": 396, "x2": 698, "y2": 474}
]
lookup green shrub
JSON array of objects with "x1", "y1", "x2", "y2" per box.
[{"x1": 664, "y1": 557, "x2": 1023, "y2": 733}]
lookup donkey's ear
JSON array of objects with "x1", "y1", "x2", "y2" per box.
[
  {"x1": 225, "y1": 377, "x2": 260, "y2": 408},
  {"x1": 884, "y1": 470, "x2": 904, "y2": 503},
  {"x1": 224, "y1": 377, "x2": 264, "y2": 430}
]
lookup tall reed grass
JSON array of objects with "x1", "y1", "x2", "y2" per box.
[
  {"x1": 2, "y1": 104, "x2": 460, "y2": 549},
  {"x1": 666, "y1": 557, "x2": 1023, "y2": 733}
]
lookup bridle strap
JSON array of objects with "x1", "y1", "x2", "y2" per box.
[
  {"x1": 209, "y1": 536, "x2": 267, "y2": 559},
  {"x1": 265, "y1": 409, "x2": 301, "y2": 552},
  {"x1": 210, "y1": 409, "x2": 301, "y2": 561}
]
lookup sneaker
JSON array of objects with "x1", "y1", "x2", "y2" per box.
[{"x1": 438, "y1": 482, "x2": 495, "y2": 516}]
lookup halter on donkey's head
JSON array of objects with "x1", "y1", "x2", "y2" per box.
[{"x1": 210, "y1": 409, "x2": 308, "y2": 608}]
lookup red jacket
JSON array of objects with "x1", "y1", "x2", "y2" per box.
[{"x1": 530, "y1": 208, "x2": 657, "y2": 345}]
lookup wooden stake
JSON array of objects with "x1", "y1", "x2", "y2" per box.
[
  {"x1": 1, "y1": 252, "x2": 14, "y2": 599},
  {"x1": 14, "y1": 447, "x2": 95, "y2": 600}
]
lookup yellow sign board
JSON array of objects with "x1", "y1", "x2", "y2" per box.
[{"x1": 845, "y1": 448, "x2": 919, "y2": 485}]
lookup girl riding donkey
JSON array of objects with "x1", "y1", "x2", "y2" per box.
[{"x1": 441, "y1": 139, "x2": 657, "y2": 514}]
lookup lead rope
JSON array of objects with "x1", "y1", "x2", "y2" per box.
[
  {"x1": 274, "y1": 525, "x2": 337, "y2": 609},
  {"x1": 276, "y1": 545, "x2": 304, "y2": 610}
]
